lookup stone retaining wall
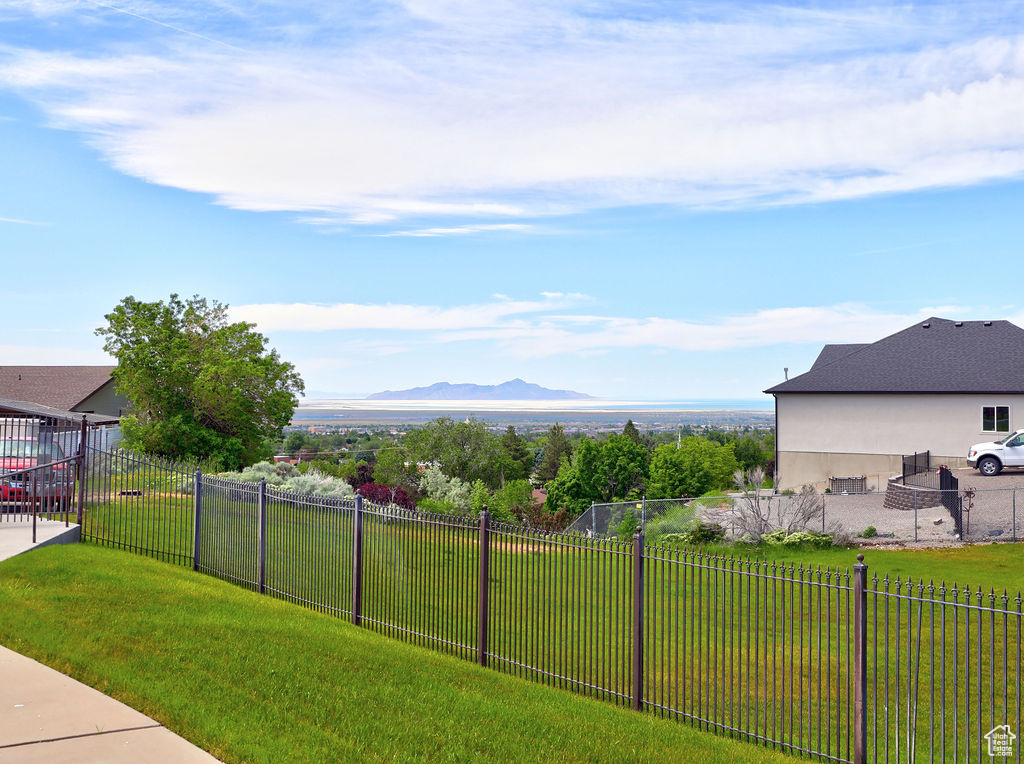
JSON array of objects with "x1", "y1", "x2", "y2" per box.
[{"x1": 882, "y1": 478, "x2": 942, "y2": 510}]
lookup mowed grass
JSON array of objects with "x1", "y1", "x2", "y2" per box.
[{"x1": 0, "y1": 544, "x2": 796, "y2": 764}]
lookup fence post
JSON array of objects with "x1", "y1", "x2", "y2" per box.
[
  {"x1": 258, "y1": 478, "x2": 267, "y2": 594},
  {"x1": 631, "y1": 524, "x2": 645, "y2": 712},
  {"x1": 853, "y1": 553, "x2": 868, "y2": 764},
  {"x1": 641, "y1": 496, "x2": 646, "y2": 527},
  {"x1": 192, "y1": 470, "x2": 202, "y2": 571},
  {"x1": 352, "y1": 491, "x2": 364, "y2": 626},
  {"x1": 591, "y1": 502, "x2": 596, "y2": 536},
  {"x1": 914, "y1": 489, "x2": 918, "y2": 542},
  {"x1": 76, "y1": 414, "x2": 87, "y2": 527},
  {"x1": 477, "y1": 507, "x2": 491, "y2": 667}
]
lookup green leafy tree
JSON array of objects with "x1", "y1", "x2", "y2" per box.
[
  {"x1": 284, "y1": 431, "x2": 308, "y2": 455},
  {"x1": 470, "y1": 479, "x2": 491, "y2": 512},
  {"x1": 733, "y1": 436, "x2": 767, "y2": 471},
  {"x1": 647, "y1": 438, "x2": 739, "y2": 499},
  {"x1": 597, "y1": 434, "x2": 649, "y2": 500},
  {"x1": 537, "y1": 423, "x2": 572, "y2": 482},
  {"x1": 96, "y1": 294, "x2": 303, "y2": 468},
  {"x1": 489, "y1": 479, "x2": 535, "y2": 523},
  {"x1": 543, "y1": 457, "x2": 591, "y2": 517},
  {"x1": 373, "y1": 446, "x2": 420, "y2": 498},
  {"x1": 405, "y1": 417, "x2": 503, "y2": 488}
]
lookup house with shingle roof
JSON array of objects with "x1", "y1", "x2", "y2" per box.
[
  {"x1": 765, "y1": 317, "x2": 1024, "y2": 490},
  {"x1": 0, "y1": 366, "x2": 129, "y2": 419}
]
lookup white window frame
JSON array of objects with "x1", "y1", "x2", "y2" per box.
[{"x1": 981, "y1": 404, "x2": 1012, "y2": 434}]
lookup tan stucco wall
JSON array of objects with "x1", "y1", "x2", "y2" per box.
[
  {"x1": 777, "y1": 451, "x2": 969, "y2": 491},
  {"x1": 775, "y1": 393, "x2": 1020, "y2": 489}
]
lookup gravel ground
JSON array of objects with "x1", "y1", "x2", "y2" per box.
[{"x1": 693, "y1": 467, "x2": 1024, "y2": 546}]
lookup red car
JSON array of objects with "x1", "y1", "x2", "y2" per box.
[{"x1": 0, "y1": 437, "x2": 75, "y2": 508}]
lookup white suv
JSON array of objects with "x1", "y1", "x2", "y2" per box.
[{"x1": 967, "y1": 429, "x2": 1024, "y2": 476}]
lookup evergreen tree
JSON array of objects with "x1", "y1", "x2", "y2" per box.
[
  {"x1": 537, "y1": 423, "x2": 572, "y2": 482},
  {"x1": 622, "y1": 419, "x2": 642, "y2": 445},
  {"x1": 499, "y1": 425, "x2": 533, "y2": 481}
]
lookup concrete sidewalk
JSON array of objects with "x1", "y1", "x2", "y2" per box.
[
  {"x1": 0, "y1": 645, "x2": 219, "y2": 763},
  {"x1": 0, "y1": 519, "x2": 80, "y2": 563}
]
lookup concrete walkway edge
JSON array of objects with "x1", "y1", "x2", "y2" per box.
[{"x1": 0, "y1": 645, "x2": 219, "y2": 763}]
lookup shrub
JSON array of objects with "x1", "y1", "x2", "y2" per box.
[
  {"x1": 417, "y1": 497, "x2": 456, "y2": 515},
  {"x1": 659, "y1": 522, "x2": 726, "y2": 548},
  {"x1": 859, "y1": 526, "x2": 878, "y2": 538},
  {"x1": 280, "y1": 470, "x2": 355, "y2": 500},
  {"x1": 357, "y1": 482, "x2": 414, "y2": 510},
  {"x1": 616, "y1": 509, "x2": 639, "y2": 542},
  {"x1": 760, "y1": 529, "x2": 834, "y2": 549}
]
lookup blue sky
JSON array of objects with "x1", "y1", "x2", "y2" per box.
[{"x1": 2, "y1": 1, "x2": 1024, "y2": 400}]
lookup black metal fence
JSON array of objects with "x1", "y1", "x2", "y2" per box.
[
  {"x1": 79, "y1": 448, "x2": 1024, "y2": 764},
  {"x1": 902, "y1": 450, "x2": 931, "y2": 485},
  {"x1": 938, "y1": 465, "x2": 966, "y2": 538},
  {"x1": 0, "y1": 411, "x2": 93, "y2": 539}
]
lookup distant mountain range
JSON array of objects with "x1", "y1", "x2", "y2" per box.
[{"x1": 366, "y1": 378, "x2": 596, "y2": 401}]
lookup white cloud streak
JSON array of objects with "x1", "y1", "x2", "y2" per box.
[
  {"x1": 4, "y1": 3, "x2": 1024, "y2": 226},
  {"x1": 0, "y1": 215, "x2": 49, "y2": 225},
  {"x1": 231, "y1": 295, "x2": 988, "y2": 359},
  {"x1": 229, "y1": 293, "x2": 591, "y2": 331}
]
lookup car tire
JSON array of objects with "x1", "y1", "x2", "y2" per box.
[{"x1": 978, "y1": 456, "x2": 1002, "y2": 477}]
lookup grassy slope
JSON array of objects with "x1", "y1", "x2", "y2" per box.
[
  {"x1": 725, "y1": 542, "x2": 1024, "y2": 592},
  {"x1": 0, "y1": 545, "x2": 793, "y2": 764}
]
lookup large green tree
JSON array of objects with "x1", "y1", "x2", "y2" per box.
[
  {"x1": 97, "y1": 294, "x2": 304, "y2": 467},
  {"x1": 647, "y1": 438, "x2": 738, "y2": 499},
  {"x1": 404, "y1": 417, "x2": 504, "y2": 488}
]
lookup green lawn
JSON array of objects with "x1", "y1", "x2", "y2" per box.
[
  {"x1": 78, "y1": 482, "x2": 1024, "y2": 762},
  {"x1": 0, "y1": 544, "x2": 796, "y2": 764}
]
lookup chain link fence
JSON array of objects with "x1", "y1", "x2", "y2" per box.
[{"x1": 565, "y1": 471, "x2": 1024, "y2": 544}]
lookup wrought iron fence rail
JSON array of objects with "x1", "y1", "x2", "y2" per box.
[{"x1": 77, "y1": 446, "x2": 1024, "y2": 764}]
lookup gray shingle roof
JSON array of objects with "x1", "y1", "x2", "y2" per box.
[
  {"x1": 810, "y1": 344, "x2": 868, "y2": 370},
  {"x1": 765, "y1": 318, "x2": 1024, "y2": 394}
]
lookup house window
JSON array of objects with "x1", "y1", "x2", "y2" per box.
[{"x1": 982, "y1": 406, "x2": 1010, "y2": 433}]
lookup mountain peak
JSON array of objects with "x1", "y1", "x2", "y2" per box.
[{"x1": 366, "y1": 379, "x2": 595, "y2": 401}]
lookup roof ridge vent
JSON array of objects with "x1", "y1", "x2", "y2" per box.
[
  {"x1": 955, "y1": 321, "x2": 963, "y2": 327},
  {"x1": 984, "y1": 321, "x2": 993, "y2": 327},
  {"x1": 922, "y1": 322, "x2": 930, "y2": 328}
]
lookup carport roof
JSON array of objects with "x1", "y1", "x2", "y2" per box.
[
  {"x1": 765, "y1": 318, "x2": 1024, "y2": 395},
  {"x1": 0, "y1": 397, "x2": 119, "y2": 425}
]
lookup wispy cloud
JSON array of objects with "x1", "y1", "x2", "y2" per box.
[
  {"x1": 0, "y1": 215, "x2": 49, "y2": 225},
  {"x1": 4, "y1": 3, "x2": 1024, "y2": 226},
  {"x1": 378, "y1": 223, "x2": 534, "y2": 237},
  {"x1": 231, "y1": 295, "x2": 994, "y2": 359},
  {"x1": 229, "y1": 292, "x2": 591, "y2": 332}
]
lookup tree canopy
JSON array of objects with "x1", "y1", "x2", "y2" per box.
[
  {"x1": 97, "y1": 294, "x2": 304, "y2": 468},
  {"x1": 647, "y1": 438, "x2": 738, "y2": 499},
  {"x1": 404, "y1": 417, "x2": 504, "y2": 488}
]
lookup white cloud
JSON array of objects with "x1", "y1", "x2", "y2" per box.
[
  {"x1": 378, "y1": 223, "x2": 534, "y2": 237},
  {"x1": 4, "y1": 3, "x2": 1024, "y2": 225},
  {"x1": 0, "y1": 215, "x2": 49, "y2": 225},
  {"x1": 231, "y1": 294, "x2": 1004, "y2": 360},
  {"x1": 228, "y1": 292, "x2": 590, "y2": 331}
]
